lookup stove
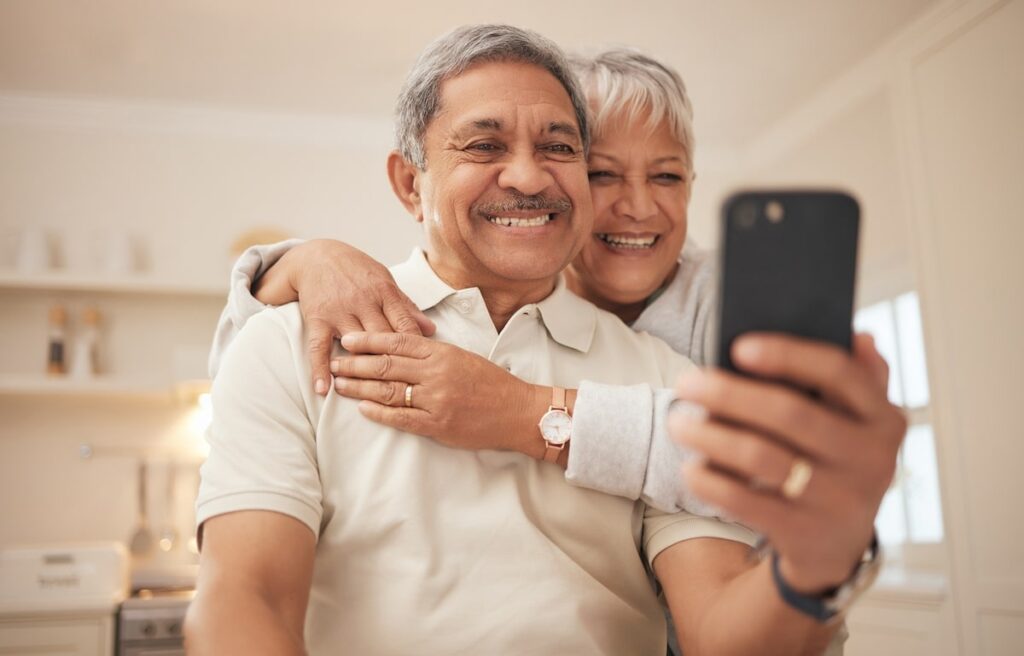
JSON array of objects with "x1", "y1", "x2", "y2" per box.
[{"x1": 118, "y1": 588, "x2": 193, "y2": 656}]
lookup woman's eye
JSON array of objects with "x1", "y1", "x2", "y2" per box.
[
  {"x1": 588, "y1": 170, "x2": 618, "y2": 181},
  {"x1": 653, "y1": 173, "x2": 684, "y2": 184}
]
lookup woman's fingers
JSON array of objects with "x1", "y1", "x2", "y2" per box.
[
  {"x1": 730, "y1": 333, "x2": 885, "y2": 420},
  {"x1": 381, "y1": 290, "x2": 436, "y2": 336},
  {"x1": 332, "y1": 353, "x2": 424, "y2": 386},
  {"x1": 339, "y1": 331, "x2": 436, "y2": 359},
  {"x1": 356, "y1": 401, "x2": 431, "y2": 435},
  {"x1": 334, "y1": 314, "x2": 365, "y2": 338},
  {"x1": 306, "y1": 318, "x2": 338, "y2": 396},
  {"x1": 676, "y1": 368, "x2": 852, "y2": 463},
  {"x1": 357, "y1": 307, "x2": 393, "y2": 334},
  {"x1": 670, "y1": 410, "x2": 800, "y2": 491},
  {"x1": 334, "y1": 377, "x2": 413, "y2": 408}
]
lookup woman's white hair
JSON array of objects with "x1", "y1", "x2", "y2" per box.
[{"x1": 571, "y1": 48, "x2": 696, "y2": 178}]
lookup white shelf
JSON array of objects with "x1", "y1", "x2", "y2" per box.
[
  {"x1": 0, "y1": 374, "x2": 173, "y2": 399},
  {"x1": 0, "y1": 269, "x2": 227, "y2": 297}
]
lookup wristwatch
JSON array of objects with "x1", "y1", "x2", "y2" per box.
[
  {"x1": 537, "y1": 387, "x2": 572, "y2": 463},
  {"x1": 771, "y1": 533, "x2": 882, "y2": 623}
]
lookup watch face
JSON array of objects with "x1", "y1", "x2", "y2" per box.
[{"x1": 539, "y1": 409, "x2": 572, "y2": 445}]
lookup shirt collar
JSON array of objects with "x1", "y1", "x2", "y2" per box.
[
  {"x1": 389, "y1": 247, "x2": 458, "y2": 312},
  {"x1": 390, "y1": 248, "x2": 597, "y2": 354}
]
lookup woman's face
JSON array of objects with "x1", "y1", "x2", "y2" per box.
[{"x1": 568, "y1": 113, "x2": 691, "y2": 309}]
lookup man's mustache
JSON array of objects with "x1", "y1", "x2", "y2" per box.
[{"x1": 474, "y1": 191, "x2": 572, "y2": 216}]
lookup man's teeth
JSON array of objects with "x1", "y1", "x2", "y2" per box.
[
  {"x1": 487, "y1": 214, "x2": 552, "y2": 227},
  {"x1": 597, "y1": 233, "x2": 658, "y2": 249}
]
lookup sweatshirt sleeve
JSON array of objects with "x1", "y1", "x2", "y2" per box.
[
  {"x1": 207, "y1": 239, "x2": 306, "y2": 378},
  {"x1": 566, "y1": 381, "x2": 723, "y2": 516}
]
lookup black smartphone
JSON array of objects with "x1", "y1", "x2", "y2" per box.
[{"x1": 715, "y1": 189, "x2": 860, "y2": 374}]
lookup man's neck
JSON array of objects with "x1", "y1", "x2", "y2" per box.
[
  {"x1": 424, "y1": 255, "x2": 557, "y2": 331},
  {"x1": 476, "y1": 280, "x2": 557, "y2": 331}
]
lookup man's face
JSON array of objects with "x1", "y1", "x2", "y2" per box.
[{"x1": 411, "y1": 60, "x2": 593, "y2": 290}]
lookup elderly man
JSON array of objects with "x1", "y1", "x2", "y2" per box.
[{"x1": 187, "y1": 25, "x2": 895, "y2": 656}]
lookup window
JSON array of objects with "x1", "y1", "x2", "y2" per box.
[{"x1": 854, "y1": 292, "x2": 944, "y2": 548}]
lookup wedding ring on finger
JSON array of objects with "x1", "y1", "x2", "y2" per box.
[
  {"x1": 404, "y1": 383, "x2": 414, "y2": 408},
  {"x1": 781, "y1": 457, "x2": 813, "y2": 500}
]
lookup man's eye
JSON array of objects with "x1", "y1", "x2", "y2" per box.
[
  {"x1": 544, "y1": 143, "x2": 576, "y2": 154},
  {"x1": 467, "y1": 143, "x2": 500, "y2": 152}
]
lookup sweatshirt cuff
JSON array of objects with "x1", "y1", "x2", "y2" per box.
[{"x1": 565, "y1": 381, "x2": 654, "y2": 501}]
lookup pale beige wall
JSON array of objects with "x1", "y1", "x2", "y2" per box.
[{"x1": 906, "y1": 0, "x2": 1024, "y2": 652}]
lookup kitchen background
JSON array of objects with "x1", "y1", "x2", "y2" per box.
[{"x1": 0, "y1": 1, "x2": 1021, "y2": 654}]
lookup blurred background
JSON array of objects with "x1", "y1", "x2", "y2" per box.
[{"x1": 0, "y1": 1, "x2": 1020, "y2": 654}]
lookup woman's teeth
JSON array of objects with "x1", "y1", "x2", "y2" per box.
[
  {"x1": 487, "y1": 214, "x2": 552, "y2": 227},
  {"x1": 597, "y1": 233, "x2": 658, "y2": 249}
]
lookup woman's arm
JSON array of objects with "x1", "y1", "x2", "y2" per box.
[
  {"x1": 333, "y1": 332, "x2": 709, "y2": 513},
  {"x1": 209, "y1": 239, "x2": 304, "y2": 378},
  {"x1": 210, "y1": 239, "x2": 434, "y2": 389}
]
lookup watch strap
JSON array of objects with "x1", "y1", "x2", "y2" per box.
[
  {"x1": 551, "y1": 386, "x2": 567, "y2": 410},
  {"x1": 543, "y1": 443, "x2": 564, "y2": 463},
  {"x1": 770, "y1": 533, "x2": 881, "y2": 623}
]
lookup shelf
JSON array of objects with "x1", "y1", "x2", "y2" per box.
[
  {"x1": 0, "y1": 374, "x2": 174, "y2": 399},
  {"x1": 0, "y1": 269, "x2": 227, "y2": 297}
]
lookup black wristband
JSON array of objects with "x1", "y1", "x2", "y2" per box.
[
  {"x1": 770, "y1": 552, "x2": 839, "y2": 622},
  {"x1": 769, "y1": 534, "x2": 881, "y2": 623}
]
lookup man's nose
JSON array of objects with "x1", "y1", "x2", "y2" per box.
[
  {"x1": 497, "y1": 151, "x2": 556, "y2": 197},
  {"x1": 614, "y1": 180, "x2": 657, "y2": 222}
]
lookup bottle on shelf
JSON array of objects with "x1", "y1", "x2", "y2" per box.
[
  {"x1": 70, "y1": 307, "x2": 101, "y2": 378},
  {"x1": 47, "y1": 305, "x2": 68, "y2": 376}
]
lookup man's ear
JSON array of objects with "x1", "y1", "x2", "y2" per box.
[{"x1": 387, "y1": 151, "x2": 424, "y2": 223}]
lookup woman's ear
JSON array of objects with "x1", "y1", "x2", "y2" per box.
[{"x1": 387, "y1": 151, "x2": 424, "y2": 223}]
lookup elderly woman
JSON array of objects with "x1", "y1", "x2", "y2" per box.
[{"x1": 214, "y1": 49, "x2": 897, "y2": 654}]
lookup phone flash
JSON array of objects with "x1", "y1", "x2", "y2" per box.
[{"x1": 766, "y1": 201, "x2": 785, "y2": 223}]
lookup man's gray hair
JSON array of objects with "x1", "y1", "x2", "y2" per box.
[
  {"x1": 571, "y1": 48, "x2": 696, "y2": 178},
  {"x1": 395, "y1": 24, "x2": 590, "y2": 169}
]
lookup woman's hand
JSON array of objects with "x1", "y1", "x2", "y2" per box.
[
  {"x1": 330, "y1": 332, "x2": 550, "y2": 456},
  {"x1": 669, "y1": 332, "x2": 905, "y2": 593},
  {"x1": 253, "y1": 239, "x2": 436, "y2": 395}
]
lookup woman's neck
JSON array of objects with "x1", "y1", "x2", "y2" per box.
[{"x1": 563, "y1": 270, "x2": 647, "y2": 325}]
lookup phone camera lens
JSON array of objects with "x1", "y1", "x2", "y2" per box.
[
  {"x1": 766, "y1": 200, "x2": 785, "y2": 223},
  {"x1": 735, "y1": 202, "x2": 758, "y2": 229}
]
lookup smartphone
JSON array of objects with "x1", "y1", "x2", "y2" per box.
[{"x1": 715, "y1": 189, "x2": 860, "y2": 374}]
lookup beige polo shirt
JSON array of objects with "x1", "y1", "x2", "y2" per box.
[{"x1": 198, "y1": 248, "x2": 756, "y2": 655}]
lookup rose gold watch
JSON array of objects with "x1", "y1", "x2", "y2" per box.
[{"x1": 537, "y1": 387, "x2": 572, "y2": 463}]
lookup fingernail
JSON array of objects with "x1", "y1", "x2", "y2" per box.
[
  {"x1": 330, "y1": 360, "x2": 340, "y2": 374},
  {"x1": 333, "y1": 377, "x2": 347, "y2": 391},
  {"x1": 340, "y1": 334, "x2": 355, "y2": 349},
  {"x1": 314, "y1": 378, "x2": 328, "y2": 395},
  {"x1": 733, "y1": 337, "x2": 762, "y2": 363}
]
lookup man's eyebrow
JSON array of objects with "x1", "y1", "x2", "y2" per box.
[
  {"x1": 450, "y1": 118, "x2": 503, "y2": 139},
  {"x1": 547, "y1": 121, "x2": 581, "y2": 142}
]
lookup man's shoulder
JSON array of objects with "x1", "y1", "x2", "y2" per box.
[{"x1": 221, "y1": 302, "x2": 307, "y2": 373}]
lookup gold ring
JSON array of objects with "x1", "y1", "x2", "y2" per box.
[
  {"x1": 404, "y1": 383, "x2": 413, "y2": 408},
  {"x1": 781, "y1": 458, "x2": 813, "y2": 500}
]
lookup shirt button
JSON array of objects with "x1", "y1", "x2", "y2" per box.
[{"x1": 456, "y1": 299, "x2": 473, "y2": 314}]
